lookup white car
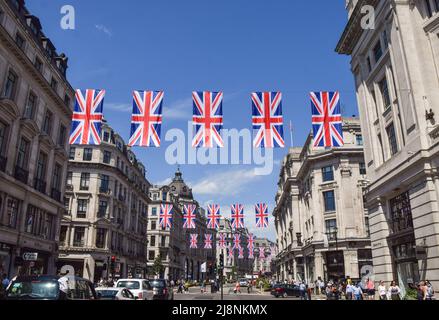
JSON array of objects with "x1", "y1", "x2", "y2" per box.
[
  {"x1": 239, "y1": 279, "x2": 249, "y2": 287},
  {"x1": 95, "y1": 287, "x2": 136, "y2": 300},
  {"x1": 115, "y1": 279, "x2": 152, "y2": 300}
]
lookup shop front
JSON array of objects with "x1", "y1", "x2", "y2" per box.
[
  {"x1": 325, "y1": 251, "x2": 345, "y2": 282},
  {"x1": 19, "y1": 249, "x2": 50, "y2": 276},
  {"x1": 0, "y1": 243, "x2": 13, "y2": 277}
]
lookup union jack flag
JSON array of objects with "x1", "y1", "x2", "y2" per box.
[
  {"x1": 259, "y1": 247, "x2": 265, "y2": 260},
  {"x1": 231, "y1": 204, "x2": 244, "y2": 229},
  {"x1": 228, "y1": 246, "x2": 234, "y2": 259},
  {"x1": 192, "y1": 91, "x2": 224, "y2": 148},
  {"x1": 248, "y1": 248, "x2": 254, "y2": 259},
  {"x1": 255, "y1": 203, "x2": 269, "y2": 228},
  {"x1": 217, "y1": 233, "x2": 227, "y2": 249},
  {"x1": 190, "y1": 234, "x2": 198, "y2": 249},
  {"x1": 128, "y1": 90, "x2": 164, "y2": 147},
  {"x1": 251, "y1": 92, "x2": 285, "y2": 148},
  {"x1": 232, "y1": 234, "x2": 241, "y2": 250},
  {"x1": 238, "y1": 247, "x2": 244, "y2": 259},
  {"x1": 69, "y1": 89, "x2": 105, "y2": 145},
  {"x1": 207, "y1": 204, "x2": 221, "y2": 230},
  {"x1": 204, "y1": 234, "x2": 213, "y2": 249},
  {"x1": 159, "y1": 204, "x2": 173, "y2": 229},
  {"x1": 247, "y1": 234, "x2": 255, "y2": 250},
  {"x1": 183, "y1": 204, "x2": 197, "y2": 229},
  {"x1": 310, "y1": 91, "x2": 344, "y2": 147}
]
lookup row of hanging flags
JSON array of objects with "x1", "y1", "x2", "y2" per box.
[{"x1": 69, "y1": 90, "x2": 344, "y2": 148}]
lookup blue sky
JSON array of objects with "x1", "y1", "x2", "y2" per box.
[{"x1": 28, "y1": 0, "x2": 357, "y2": 241}]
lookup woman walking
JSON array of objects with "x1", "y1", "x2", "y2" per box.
[
  {"x1": 378, "y1": 281, "x2": 387, "y2": 300},
  {"x1": 388, "y1": 281, "x2": 401, "y2": 300}
]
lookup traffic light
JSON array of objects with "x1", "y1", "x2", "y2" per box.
[
  {"x1": 219, "y1": 253, "x2": 224, "y2": 269},
  {"x1": 110, "y1": 255, "x2": 116, "y2": 270}
]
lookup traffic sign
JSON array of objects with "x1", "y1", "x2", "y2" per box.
[{"x1": 22, "y1": 252, "x2": 38, "y2": 261}]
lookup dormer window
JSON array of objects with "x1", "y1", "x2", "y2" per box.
[{"x1": 29, "y1": 21, "x2": 39, "y2": 36}]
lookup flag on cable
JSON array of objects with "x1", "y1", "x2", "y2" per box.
[
  {"x1": 251, "y1": 92, "x2": 285, "y2": 148},
  {"x1": 228, "y1": 246, "x2": 234, "y2": 259},
  {"x1": 310, "y1": 91, "x2": 344, "y2": 147},
  {"x1": 69, "y1": 89, "x2": 105, "y2": 145},
  {"x1": 190, "y1": 234, "x2": 198, "y2": 249},
  {"x1": 259, "y1": 247, "x2": 265, "y2": 260},
  {"x1": 248, "y1": 248, "x2": 254, "y2": 259},
  {"x1": 247, "y1": 234, "x2": 255, "y2": 259},
  {"x1": 218, "y1": 233, "x2": 227, "y2": 249},
  {"x1": 207, "y1": 204, "x2": 221, "y2": 230},
  {"x1": 238, "y1": 247, "x2": 244, "y2": 259},
  {"x1": 255, "y1": 203, "x2": 269, "y2": 228},
  {"x1": 204, "y1": 234, "x2": 213, "y2": 249},
  {"x1": 232, "y1": 234, "x2": 241, "y2": 250},
  {"x1": 128, "y1": 90, "x2": 164, "y2": 147},
  {"x1": 192, "y1": 91, "x2": 224, "y2": 148},
  {"x1": 183, "y1": 204, "x2": 196, "y2": 229},
  {"x1": 159, "y1": 204, "x2": 173, "y2": 229},
  {"x1": 231, "y1": 204, "x2": 244, "y2": 229}
]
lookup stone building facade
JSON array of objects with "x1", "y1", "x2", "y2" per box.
[
  {"x1": 273, "y1": 118, "x2": 372, "y2": 284},
  {"x1": 0, "y1": 0, "x2": 73, "y2": 278},
  {"x1": 58, "y1": 122, "x2": 151, "y2": 282},
  {"x1": 253, "y1": 237, "x2": 276, "y2": 276},
  {"x1": 147, "y1": 169, "x2": 216, "y2": 281},
  {"x1": 337, "y1": 0, "x2": 439, "y2": 288}
]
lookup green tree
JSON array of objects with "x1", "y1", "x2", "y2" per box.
[{"x1": 152, "y1": 255, "x2": 165, "y2": 277}]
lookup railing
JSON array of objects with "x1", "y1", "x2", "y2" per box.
[
  {"x1": 0, "y1": 156, "x2": 6, "y2": 172},
  {"x1": 73, "y1": 240, "x2": 85, "y2": 247},
  {"x1": 51, "y1": 188, "x2": 61, "y2": 202},
  {"x1": 99, "y1": 187, "x2": 111, "y2": 194},
  {"x1": 14, "y1": 166, "x2": 29, "y2": 184},
  {"x1": 33, "y1": 178, "x2": 46, "y2": 194}
]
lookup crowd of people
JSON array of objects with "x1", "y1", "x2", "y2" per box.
[{"x1": 272, "y1": 277, "x2": 435, "y2": 301}]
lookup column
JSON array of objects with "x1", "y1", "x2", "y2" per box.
[
  {"x1": 343, "y1": 249, "x2": 359, "y2": 280},
  {"x1": 314, "y1": 252, "x2": 324, "y2": 281}
]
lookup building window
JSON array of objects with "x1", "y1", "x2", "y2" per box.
[
  {"x1": 425, "y1": 0, "x2": 434, "y2": 17},
  {"x1": 83, "y1": 148, "x2": 93, "y2": 161},
  {"x1": 52, "y1": 163, "x2": 62, "y2": 194},
  {"x1": 73, "y1": 227, "x2": 85, "y2": 247},
  {"x1": 50, "y1": 77, "x2": 58, "y2": 91},
  {"x1": 3, "y1": 70, "x2": 17, "y2": 100},
  {"x1": 66, "y1": 171, "x2": 73, "y2": 186},
  {"x1": 64, "y1": 94, "x2": 71, "y2": 107},
  {"x1": 42, "y1": 109, "x2": 53, "y2": 135},
  {"x1": 150, "y1": 236, "x2": 156, "y2": 247},
  {"x1": 377, "y1": 133, "x2": 385, "y2": 163},
  {"x1": 366, "y1": 56, "x2": 372, "y2": 73},
  {"x1": 96, "y1": 228, "x2": 107, "y2": 248},
  {"x1": 365, "y1": 217, "x2": 370, "y2": 237},
  {"x1": 151, "y1": 221, "x2": 156, "y2": 230},
  {"x1": 77, "y1": 199, "x2": 88, "y2": 218},
  {"x1": 80, "y1": 173, "x2": 90, "y2": 190},
  {"x1": 24, "y1": 92, "x2": 37, "y2": 119},
  {"x1": 34, "y1": 152, "x2": 47, "y2": 193},
  {"x1": 162, "y1": 192, "x2": 167, "y2": 201},
  {"x1": 100, "y1": 174, "x2": 110, "y2": 192},
  {"x1": 59, "y1": 226, "x2": 68, "y2": 246},
  {"x1": 58, "y1": 124, "x2": 66, "y2": 147},
  {"x1": 386, "y1": 123, "x2": 398, "y2": 156},
  {"x1": 322, "y1": 166, "x2": 334, "y2": 182},
  {"x1": 15, "y1": 33, "x2": 25, "y2": 50},
  {"x1": 383, "y1": 29, "x2": 389, "y2": 50},
  {"x1": 325, "y1": 219, "x2": 337, "y2": 240},
  {"x1": 389, "y1": 192, "x2": 413, "y2": 234},
  {"x1": 16, "y1": 137, "x2": 29, "y2": 169},
  {"x1": 103, "y1": 151, "x2": 111, "y2": 164},
  {"x1": 103, "y1": 131, "x2": 110, "y2": 143},
  {"x1": 151, "y1": 207, "x2": 157, "y2": 216},
  {"x1": 323, "y1": 190, "x2": 336, "y2": 212},
  {"x1": 356, "y1": 135, "x2": 363, "y2": 146},
  {"x1": 373, "y1": 41, "x2": 383, "y2": 63},
  {"x1": 34, "y1": 57, "x2": 43, "y2": 73},
  {"x1": 378, "y1": 77, "x2": 391, "y2": 111},
  {"x1": 148, "y1": 251, "x2": 155, "y2": 261},
  {"x1": 0, "y1": 122, "x2": 8, "y2": 160},
  {"x1": 98, "y1": 200, "x2": 108, "y2": 218},
  {"x1": 6, "y1": 198, "x2": 19, "y2": 228},
  {"x1": 359, "y1": 162, "x2": 367, "y2": 175},
  {"x1": 69, "y1": 147, "x2": 76, "y2": 160}
]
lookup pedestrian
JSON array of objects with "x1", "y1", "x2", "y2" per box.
[
  {"x1": 418, "y1": 281, "x2": 428, "y2": 301},
  {"x1": 1, "y1": 273, "x2": 10, "y2": 291},
  {"x1": 352, "y1": 282, "x2": 364, "y2": 300},
  {"x1": 366, "y1": 278, "x2": 375, "y2": 300},
  {"x1": 388, "y1": 281, "x2": 401, "y2": 300},
  {"x1": 345, "y1": 282, "x2": 354, "y2": 300},
  {"x1": 378, "y1": 281, "x2": 387, "y2": 300},
  {"x1": 307, "y1": 284, "x2": 312, "y2": 300},
  {"x1": 299, "y1": 282, "x2": 307, "y2": 300},
  {"x1": 426, "y1": 280, "x2": 435, "y2": 300},
  {"x1": 234, "y1": 281, "x2": 241, "y2": 294}
]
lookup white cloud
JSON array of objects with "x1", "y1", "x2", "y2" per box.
[
  {"x1": 163, "y1": 97, "x2": 192, "y2": 120},
  {"x1": 95, "y1": 24, "x2": 113, "y2": 37},
  {"x1": 106, "y1": 103, "x2": 131, "y2": 112},
  {"x1": 191, "y1": 168, "x2": 263, "y2": 197},
  {"x1": 154, "y1": 178, "x2": 172, "y2": 186}
]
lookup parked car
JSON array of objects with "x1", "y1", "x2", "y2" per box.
[
  {"x1": 271, "y1": 284, "x2": 301, "y2": 298},
  {"x1": 95, "y1": 287, "x2": 136, "y2": 300},
  {"x1": 4, "y1": 275, "x2": 98, "y2": 300},
  {"x1": 239, "y1": 279, "x2": 249, "y2": 287},
  {"x1": 115, "y1": 279, "x2": 152, "y2": 300},
  {"x1": 148, "y1": 279, "x2": 174, "y2": 300}
]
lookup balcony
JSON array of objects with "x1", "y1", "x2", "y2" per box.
[
  {"x1": 73, "y1": 240, "x2": 85, "y2": 247},
  {"x1": 99, "y1": 187, "x2": 111, "y2": 195},
  {"x1": 51, "y1": 188, "x2": 61, "y2": 202},
  {"x1": 0, "y1": 156, "x2": 6, "y2": 172},
  {"x1": 14, "y1": 166, "x2": 29, "y2": 184},
  {"x1": 33, "y1": 178, "x2": 47, "y2": 194}
]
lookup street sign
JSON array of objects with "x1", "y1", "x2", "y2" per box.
[
  {"x1": 201, "y1": 262, "x2": 207, "y2": 273},
  {"x1": 22, "y1": 252, "x2": 38, "y2": 261}
]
